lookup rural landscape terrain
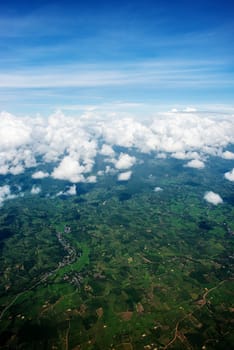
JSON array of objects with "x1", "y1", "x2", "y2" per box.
[{"x1": 0, "y1": 154, "x2": 233, "y2": 349}]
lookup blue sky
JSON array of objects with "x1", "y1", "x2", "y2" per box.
[{"x1": 0, "y1": 0, "x2": 233, "y2": 115}]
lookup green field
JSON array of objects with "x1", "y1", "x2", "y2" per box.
[{"x1": 0, "y1": 156, "x2": 233, "y2": 349}]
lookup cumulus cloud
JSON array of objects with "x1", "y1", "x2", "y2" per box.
[
  {"x1": 185, "y1": 159, "x2": 205, "y2": 169},
  {"x1": 104, "y1": 165, "x2": 116, "y2": 175},
  {"x1": 99, "y1": 144, "x2": 115, "y2": 157},
  {"x1": 150, "y1": 112, "x2": 234, "y2": 155},
  {"x1": 204, "y1": 191, "x2": 223, "y2": 205},
  {"x1": 86, "y1": 175, "x2": 97, "y2": 183},
  {"x1": 0, "y1": 112, "x2": 35, "y2": 176},
  {"x1": 66, "y1": 185, "x2": 77, "y2": 195},
  {"x1": 172, "y1": 151, "x2": 201, "y2": 160},
  {"x1": 57, "y1": 184, "x2": 77, "y2": 196},
  {"x1": 51, "y1": 156, "x2": 86, "y2": 183},
  {"x1": 224, "y1": 168, "x2": 234, "y2": 182},
  {"x1": 0, "y1": 185, "x2": 16, "y2": 206},
  {"x1": 154, "y1": 187, "x2": 163, "y2": 192},
  {"x1": 118, "y1": 171, "x2": 132, "y2": 181},
  {"x1": 98, "y1": 110, "x2": 234, "y2": 157},
  {"x1": 114, "y1": 153, "x2": 136, "y2": 170},
  {"x1": 222, "y1": 151, "x2": 234, "y2": 160},
  {"x1": 0, "y1": 109, "x2": 234, "y2": 186},
  {"x1": 0, "y1": 112, "x2": 31, "y2": 149},
  {"x1": 31, "y1": 185, "x2": 41, "y2": 195},
  {"x1": 32, "y1": 171, "x2": 49, "y2": 179}
]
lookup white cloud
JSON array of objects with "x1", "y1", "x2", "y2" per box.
[
  {"x1": 172, "y1": 151, "x2": 201, "y2": 160},
  {"x1": 104, "y1": 165, "x2": 116, "y2": 175},
  {"x1": 0, "y1": 109, "x2": 234, "y2": 186},
  {"x1": 204, "y1": 191, "x2": 223, "y2": 205},
  {"x1": 114, "y1": 153, "x2": 136, "y2": 170},
  {"x1": 118, "y1": 171, "x2": 132, "y2": 181},
  {"x1": 224, "y1": 168, "x2": 234, "y2": 182},
  {"x1": 183, "y1": 107, "x2": 197, "y2": 112},
  {"x1": 157, "y1": 153, "x2": 167, "y2": 159},
  {"x1": 0, "y1": 185, "x2": 16, "y2": 206},
  {"x1": 150, "y1": 112, "x2": 234, "y2": 155},
  {"x1": 0, "y1": 112, "x2": 35, "y2": 175},
  {"x1": 51, "y1": 156, "x2": 86, "y2": 183},
  {"x1": 222, "y1": 151, "x2": 234, "y2": 160},
  {"x1": 8, "y1": 164, "x2": 25, "y2": 175},
  {"x1": 32, "y1": 171, "x2": 49, "y2": 179},
  {"x1": 31, "y1": 185, "x2": 41, "y2": 195},
  {"x1": 99, "y1": 144, "x2": 115, "y2": 157},
  {"x1": 0, "y1": 111, "x2": 31, "y2": 149},
  {"x1": 154, "y1": 187, "x2": 163, "y2": 192},
  {"x1": 100, "y1": 117, "x2": 156, "y2": 152},
  {"x1": 56, "y1": 184, "x2": 77, "y2": 196},
  {"x1": 56, "y1": 191, "x2": 64, "y2": 197},
  {"x1": 185, "y1": 159, "x2": 205, "y2": 169},
  {"x1": 86, "y1": 175, "x2": 97, "y2": 183},
  {"x1": 66, "y1": 184, "x2": 77, "y2": 195}
]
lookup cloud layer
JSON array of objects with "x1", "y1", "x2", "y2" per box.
[{"x1": 0, "y1": 109, "x2": 234, "y2": 185}]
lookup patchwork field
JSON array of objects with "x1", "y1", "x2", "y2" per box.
[{"x1": 0, "y1": 156, "x2": 233, "y2": 349}]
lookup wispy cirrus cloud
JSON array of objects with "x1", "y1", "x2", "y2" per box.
[
  {"x1": 0, "y1": 1, "x2": 233, "y2": 113},
  {"x1": 0, "y1": 2, "x2": 233, "y2": 117},
  {"x1": 0, "y1": 60, "x2": 232, "y2": 90}
]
